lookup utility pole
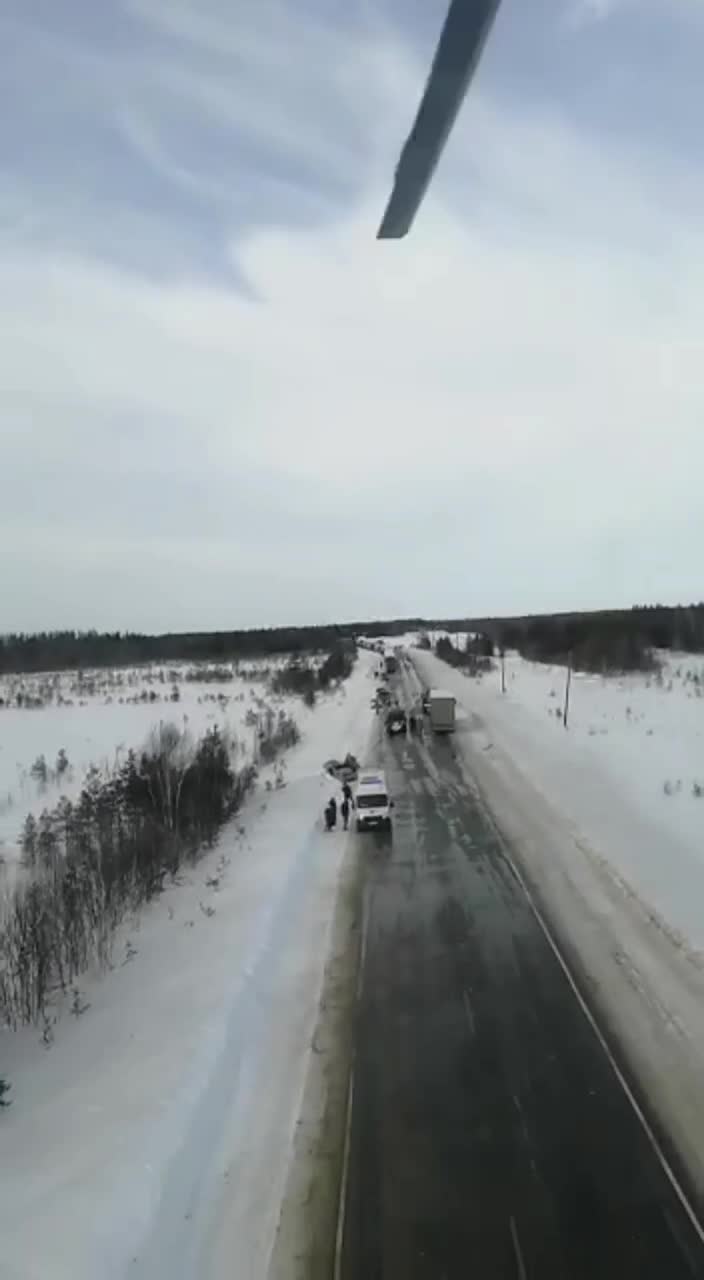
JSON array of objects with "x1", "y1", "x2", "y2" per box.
[
  {"x1": 563, "y1": 652, "x2": 573, "y2": 728},
  {"x1": 500, "y1": 648, "x2": 506, "y2": 694}
]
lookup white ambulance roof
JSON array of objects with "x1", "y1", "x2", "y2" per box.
[
  {"x1": 356, "y1": 770, "x2": 387, "y2": 789},
  {"x1": 429, "y1": 688, "x2": 456, "y2": 701}
]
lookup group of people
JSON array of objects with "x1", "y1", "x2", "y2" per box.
[{"x1": 324, "y1": 779, "x2": 354, "y2": 832}]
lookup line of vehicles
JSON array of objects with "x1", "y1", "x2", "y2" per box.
[
  {"x1": 374, "y1": 684, "x2": 456, "y2": 736},
  {"x1": 355, "y1": 667, "x2": 458, "y2": 831}
]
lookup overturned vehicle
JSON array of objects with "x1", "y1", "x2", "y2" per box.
[{"x1": 323, "y1": 753, "x2": 360, "y2": 783}]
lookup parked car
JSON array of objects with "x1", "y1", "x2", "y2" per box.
[{"x1": 386, "y1": 708, "x2": 407, "y2": 736}]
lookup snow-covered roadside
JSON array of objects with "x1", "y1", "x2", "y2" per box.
[
  {"x1": 0, "y1": 654, "x2": 376, "y2": 1280},
  {"x1": 411, "y1": 650, "x2": 704, "y2": 1198}
]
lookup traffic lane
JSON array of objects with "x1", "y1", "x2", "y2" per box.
[{"x1": 340, "y1": 730, "x2": 704, "y2": 1279}]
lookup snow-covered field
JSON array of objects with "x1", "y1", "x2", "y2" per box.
[
  {"x1": 0, "y1": 651, "x2": 376, "y2": 1280},
  {"x1": 0, "y1": 662, "x2": 297, "y2": 865},
  {"x1": 417, "y1": 648, "x2": 704, "y2": 951}
]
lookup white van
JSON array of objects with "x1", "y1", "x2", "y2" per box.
[{"x1": 355, "y1": 770, "x2": 393, "y2": 831}]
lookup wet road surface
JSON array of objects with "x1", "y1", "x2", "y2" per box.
[{"x1": 338, "y1": 718, "x2": 704, "y2": 1278}]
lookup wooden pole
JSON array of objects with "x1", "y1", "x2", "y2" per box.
[
  {"x1": 563, "y1": 652, "x2": 572, "y2": 728},
  {"x1": 501, "y1": 649, "x2": 506, "y2": 694}
]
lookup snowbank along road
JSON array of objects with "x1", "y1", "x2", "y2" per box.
[{"x1": 337, "y1": 662, "x2": 704, "y2": 1278}]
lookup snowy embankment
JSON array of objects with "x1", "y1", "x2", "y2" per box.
[
  {"x1": 412, "y1": 647, "x2": 704, "y2": 1197},
  {"x1": 0, "y1": 653, "x2": 375, "y2": 1280}
]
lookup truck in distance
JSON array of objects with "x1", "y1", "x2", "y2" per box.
[{"x1": 428, "y1": 689, "x2": 456, "y2": 733}]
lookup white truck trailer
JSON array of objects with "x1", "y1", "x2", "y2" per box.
[{"x1": 428, "y1": 689, "x2": 456, "y2": 733}]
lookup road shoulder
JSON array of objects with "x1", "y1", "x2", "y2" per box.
[{"x1": 266, "y1": 829, "x2": 364, "y2": 1280}]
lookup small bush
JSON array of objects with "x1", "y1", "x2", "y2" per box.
[
  {"x1": 259, "y1": 713, "x2": 300, "y2": 764},
  {"x1": 272, "y1": 661, "x2": 317, "y2": 702},
  {"x1": 30, "y1": 755, "x2": 48, "y2": 785},
  {"x1": 319, "y1": 645, "x2": 355, "y2": 687},
  {"x1": 435, "y1": 635, "x2": 494, "y2": 676},
  {"x1": 184, "y1": 666, "x2": 234, "y2": 683},
  {"x1": 272, "y1": 644, "x2": 355, "y2": 702}
]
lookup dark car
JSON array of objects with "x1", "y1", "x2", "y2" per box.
[{"x1": 386, "y1": 708, "x2": 407, "y2": 736}]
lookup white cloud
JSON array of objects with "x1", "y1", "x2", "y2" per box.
[{"x1": 1, "y1": 0, "x2": 703, "y2": 629}]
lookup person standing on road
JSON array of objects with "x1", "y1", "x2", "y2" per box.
[
  {"x1": 342, "y1": 780, "x2": 354, "y2": 810},
  {"x1": 341, "y1": 795, "x2": 350, "y2": 830}
]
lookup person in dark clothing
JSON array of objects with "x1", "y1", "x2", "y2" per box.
[
  {"x1": 342, "y1": 780, "x2": 354, "y2": 809},
  {"x1": 341, "y1": 796, "x2": 350, "y2": 830},
  {"x1": 408, "y1": 713, "x2": 416, "y2": 735},
  {"x1": 325, "y1": 797, "x2": 337, "y2": 830}
]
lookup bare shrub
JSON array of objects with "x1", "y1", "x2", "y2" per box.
[
  {"x1": 30, "y1": 755, "x2": 48, "y2": 785},
  {"x1": 259, "y1": 712, "x2": 300, "y2": 764}
]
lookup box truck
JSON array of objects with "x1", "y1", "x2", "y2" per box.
[{"x1": 428, "y1": 689, "x2": 456, "y2": 733}]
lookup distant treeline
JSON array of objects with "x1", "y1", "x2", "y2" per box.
[
  {"x1": 490, "y1": 605, "x2": 704, "y2": 673},
  {"x1": 0, "y1": 621, "x2": 418, "y2": 675},
  {"x1": 3, "y1": 603, "x2": 704, "y2": 677}
]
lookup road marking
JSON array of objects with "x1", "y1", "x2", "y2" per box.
[
  {"x1": 483, "y1": 800, "x2": 704, "y2": 1249},
  {"x1": 333, "y1": 1063, "x2": 356, "y2": 1280},
  {"x1": 509, "y1": 1215, "x2": 527, "y2": 1280},
  {"x1": 462, "y1": 989, "x2": 475, "y2": 1036},
  {"x1": 407, "y1": 653, "x2": 704, "y2": 1249},
  {"x1": 355, "y1": 891, "x2": 370, "y2": 1004}
]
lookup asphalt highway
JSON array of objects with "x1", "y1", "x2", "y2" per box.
[{"x1": 337, "y1": 700, "x2": 704, "y2": 1278}]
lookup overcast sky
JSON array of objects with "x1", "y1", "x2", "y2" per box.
[{"x1": 3, "y1": 0, "x2": 704, "y2": 632}]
